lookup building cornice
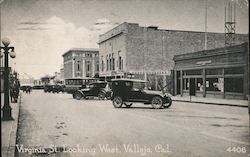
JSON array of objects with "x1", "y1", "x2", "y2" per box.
[
  {"x1": 173, "y1": 42, "x2": 248, "y2": 61},
  {"x1": 62, "y1": 48, "x2": 99, "y2": 57}
]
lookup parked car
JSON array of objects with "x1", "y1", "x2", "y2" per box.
[
  {"x1": 32, "y1": 85, "x2": 44, "y2": 90},
  {"x1": 44, "y1": 84, "x2": 65, "y2": 93},
  {"x1": 73, "y1": 82, "x2": 111, "y2": 100},
  {"x1": 110, "y1": 79, "x2": 172, "y2": 109},
  {"x1": 44, "y1": 85, "x2": 53, "y2": 93},
  {"x1": 52, "y1": 84, "x2": 65, "y2": 93}
]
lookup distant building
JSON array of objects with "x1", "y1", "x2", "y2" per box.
[
  {"x1": 40, "y1": 75, "x2": 51, "y2": 85},
  {"x1": 60, "y1": 67, "x2": 64, "y2": 81},
  {"x1": 173, "y1": 43, "x2": 249, "y2": 100},
  {"x1": 98, "y1": 22, "x2": 248, "y2": 90},
  {"x1": 62, "y1": 48, "x2": 99, "y2": 79},
  {"x1": 33, "y1": 79, "x2": 42, "y2": 86}
]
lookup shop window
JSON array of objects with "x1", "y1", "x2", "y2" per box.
[
  {"x1": 184, "y1": 78, "x2": 189, "y2": 90},
  {"x1": 206, "y1": 78, "x2": 224, "y2": 92},
  {"x1": 196, "y1": 78, "x2": 203, "y2": 91},
  {"x1": 225, "y1": 67, "x2": 244, "y2": 74},
  {"x1": 206, "y1": 68, "x2": 223, "y2": 75},
  {"x1": 224, "y1": 78, "x2": 243, "y2": 93},
  {"x1": 184, "y1": 70, "x2": 202, "y2": 75}
]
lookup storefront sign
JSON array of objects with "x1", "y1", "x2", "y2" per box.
[{"x1": 196, "y1": 60, "x2": 212, "y2": 65}]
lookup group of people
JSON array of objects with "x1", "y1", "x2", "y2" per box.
[
  {"x1": 21, "y1": 86, "x2": 32, "y2": 94},
  {"x1": 10, "y1": 80, "x2": 20, "y2": 103}
]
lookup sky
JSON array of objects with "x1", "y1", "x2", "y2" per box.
[{"x1": 0, "y1": 0, "x2": 249, "y2": 79}]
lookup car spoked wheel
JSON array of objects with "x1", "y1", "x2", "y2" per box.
[
  {"x1": 75, "y1": 92, "x2": 83, "y2": 100},
  {"x1": 151, "y1": 96, "x2": 163, "y2": 109},
  {"x1": 124, "y1": 102, "x2": 133, "y2": 108},
  {"x1": 113, "y1": 96, "x2": 123, "y2": 108},
  {"x1": 98, "y1": 92, "x2": 105, "y2": 100},
  {"x1": 163, "y1": 97, "x2": 172, "y2": 108}
]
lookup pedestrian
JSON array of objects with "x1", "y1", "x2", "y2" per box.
[
  {"x1": 28, "y1": 86, "x2": 31, "y2": 94},
  {"x1": 13, "y1": 83, "x2": 19, "y2": 102},
  {"x1": 10, "y1": 86, "x2": 14, "y2": 102}
]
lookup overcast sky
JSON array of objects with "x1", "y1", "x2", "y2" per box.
[{"x1": 0, "y1": 0, "x2": 249, "y2": 79}]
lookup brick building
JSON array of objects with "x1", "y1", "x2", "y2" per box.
[
  {"x1": 173, "y1": 43, "x2": 249, "y2": 100},
  {"x1": 98, "y1": 22, "x2": 248, "y2": 90},
  {"x1": 62, "y1": 48, "x2": 99, "y2": 79}
]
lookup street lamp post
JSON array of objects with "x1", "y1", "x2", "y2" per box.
[{"x1": 1, "y1": 38, "x2": 16, "y2": 121}]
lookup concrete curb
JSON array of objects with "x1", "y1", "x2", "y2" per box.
[{"x1": 172, "y1": 99, "x2": 248, "y2": 108}]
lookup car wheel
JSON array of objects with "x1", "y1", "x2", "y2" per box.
[
  {"x1": 151, "y1": 96, "x2": 163, "y2": 109},
  {"x1": 98, "y1": 92, "x2": 105, "y2": 100},
  {"x1": 112, "y1": 96, "x2": 123, "y2": 108},
  {"x1": 75, "y1": 92, "x2": 83, "y2": 100},
  {"x1": 163, "y1": 97, "x2": 172, "y2": 108},
  {"x1": 124, "y1": 102, "x2": 133, "y2": 108},
  {"x1": 106, "y1": 96, "x2": 111, "y2": 100}
]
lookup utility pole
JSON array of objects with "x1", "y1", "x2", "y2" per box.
[{"x1": 204, "y1": 0, "x2": 208, "y2": 51}]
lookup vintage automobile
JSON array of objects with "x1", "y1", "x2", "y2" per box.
[
  {"x1": 110, "y1": 79, "x2": 172, "y2": 109},
  {"x1": 44, "y1": 84, "x2": 65, "y2": 93},
  {"x1": 73, "y1": 82, "x2": 111, "y2": 100}
]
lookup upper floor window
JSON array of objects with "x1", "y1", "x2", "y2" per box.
[
  {"x1": 87, "y1": 61, "x2": 90, "y2": 72},
  {"x1": 106, "y1": 55, "x2": 109, "y2": 71},
  {"x1": 112, "y1": 53, "x2": 115, "y2": 71}
]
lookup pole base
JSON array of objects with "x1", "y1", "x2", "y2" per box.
[
  {"x1": 2, "y1": 116, "x2": 14, "y2": 121},
  {"x1": 1, "y1": 105, "x2": 14, "y2": 121}
]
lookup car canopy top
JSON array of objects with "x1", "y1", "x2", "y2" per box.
[{"x1": 111, "y1": 78, "x2": 147, "y2": 83}]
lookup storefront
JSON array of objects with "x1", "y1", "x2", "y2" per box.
[{"x1": 173, "y1": 43, "x2": 248, "y2": 100}]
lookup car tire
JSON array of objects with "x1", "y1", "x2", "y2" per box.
[
  {"x1": 151, "y1": 96, "x2": 163, "y2": 109},
  {"x1": 98, "y1": 92, "x2": 105, "y2": 100},
  {"x1": 163, "y1": 97, "x2": 172, "y2": 108},
  {"x1": 112, "y1": 96, "x2": 123, "y2": 108},
  {"x1": 124, "y1": 102, "x2": 133, "y2": 108},
  {"x1": 75, "y1": 92, "x2": 83, "y2": 100}
]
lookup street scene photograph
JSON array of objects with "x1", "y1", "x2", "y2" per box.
[{"x1": 0, "y1": 0, "x2": 249, "y2": 157}]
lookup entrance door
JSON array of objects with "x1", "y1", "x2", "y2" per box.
[
  {"x1": 177, "y1": 78, "x2": 180, "y2": 95},
  {"x1": 189, "y1": 78, "x2": 195, "y2": 96}
]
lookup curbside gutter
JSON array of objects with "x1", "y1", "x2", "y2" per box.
[
  {"x1": 172, "y1": 97, "x2": 248, "y2": 108},
  {"x1": 4, "y1": 93, "x2": 21, "y2": 157}
]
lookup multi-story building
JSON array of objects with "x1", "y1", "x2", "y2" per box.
[
  {"x1": 98, "y1": 22, "x2": 248, "y2": 90},
  {"x1": 62, "y1": 48, "x2": 99, "y2": 79}
]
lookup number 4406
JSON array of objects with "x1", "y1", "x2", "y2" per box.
[{"x1": 226, "y1": 147, "x2": 247, "y2": 153}]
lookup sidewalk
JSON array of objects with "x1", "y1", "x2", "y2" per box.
[
  {"x1": 1, "y1": 93, "x2": 21, "y2": 157},
  {"x1": 172, "y1": 95, "x2": 249, "y2": 107}
]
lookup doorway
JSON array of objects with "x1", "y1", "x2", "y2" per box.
[{"x1": 189, "y1": 78, "x2": 195, "y2": 96}]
